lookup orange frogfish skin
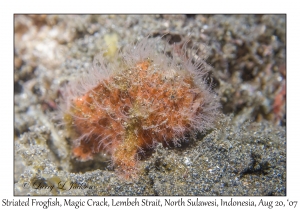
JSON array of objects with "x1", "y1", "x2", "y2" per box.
[{"x1": 63, "y1": 38, "x2": 220, "y2": 178}]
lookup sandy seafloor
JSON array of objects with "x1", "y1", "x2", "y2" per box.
[{"x1": 14, "y1": 14, "x2": 286, "y2": 195}]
